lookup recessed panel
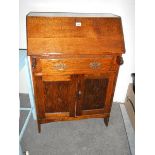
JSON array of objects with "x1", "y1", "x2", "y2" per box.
[
  {"x1": 82, "y1": 78, "x2": 109, "y2": 110},
  {"x1": 44, "y1": 81, "x2": 71, "y2": 113}
]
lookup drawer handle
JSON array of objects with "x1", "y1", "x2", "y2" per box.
[
  {"x1": 89, "y1": 62, "x2": 101, "y2": 69},
  {"x1": 53, "y1": 63, "x2": 67, "y2": 71}
]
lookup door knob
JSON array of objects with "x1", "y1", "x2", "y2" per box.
[
  {"x1": 78, "y1": 90, "x2": 82, "y2": 95},
  {"x1": 77, "y1": 90, "x2": 82, "y2": 99}
]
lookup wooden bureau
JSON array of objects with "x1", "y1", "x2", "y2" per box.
[{"x1": 26, "y1": 12, "x2": 125, "y2": 133}]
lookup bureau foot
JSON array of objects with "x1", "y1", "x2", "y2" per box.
[
  {"x1": 37, "y1": 122, "x2": 41, "y2": 133},
  {"x1": 104, "y1": 117, "x2": 109, "y2": 127}
]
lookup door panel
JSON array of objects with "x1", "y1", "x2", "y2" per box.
[
  {"x1": 42, "y1": 75, "x2": 77, "y2": 117},
  {"x1": 82, "y1": 78, "x2": 109, "y2": 110},
  {"x1": 33, "y1": 74, "x2": 113, "y2": 120},
  {"x1": 44, "y1": 81, "x2": 71, "y2": 113},
  {"x1": 76, "y1": 75, "x2": 109, "y2": 116}
]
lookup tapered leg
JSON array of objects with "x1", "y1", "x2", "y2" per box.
[
  {"x1": 104, "y1": 117, "x2": 109, "y2": 127},
  {"x1": 37, "y1": 122, "x2": 41, "y2": 133}
]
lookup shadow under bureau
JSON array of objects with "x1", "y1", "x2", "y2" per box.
[{"x1": 26, "y1": 12, "x2": 125, "y2": 133}]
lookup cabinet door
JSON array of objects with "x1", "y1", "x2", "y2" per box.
[
  {"x1": 33, "y1": 75, "x2": 77, "y2": 122},
  {"x1": 76, "y1": 74, "x2": 115, "y2": 117}
]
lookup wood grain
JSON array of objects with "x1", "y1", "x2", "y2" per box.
[
  {"x1": 27, "y1": 16, "x2": 125, "y2": 55},
  {"x1": 41, "y1": 57, "x2": 113, "y2": 75},
  {"x1": 82, "y1": 78, "x2": 108, "y2": 110},
  {"x1": 81, "y1": 109, "x2": 105, "y2": 115},
  {"x1": 27, "y1": 37, "x2": 125, "y2": 55},
  {"x1": 27, "y1": 17, "x2": 122, "y2": 38},
  {"x1": 40, "y1": 113, "x2": 110, "y2": 124},
  {"x1": 27, "y1": 13, "x2": 125, "y2": 132},
  {"x1": 32, "y1": 76, "x2": 46, "y2": 119},
  {"x1": 42, "y1": 75, "x2": 71, "y2": 82},
  {"x1": 45, "y1": 112, "x2": 70, "y2": 118},
  {"x1": 43, "y1": 81, "x2": 72, "y2": 113}
]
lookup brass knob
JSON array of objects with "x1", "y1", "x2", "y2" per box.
[
  {"x1": 89, "y1": 62, "x2": 101, "y2": 69},
  {"x1": 78, "y1": 90, "x2": 82, "y2": 95},
  {"x1": 77, "y1": 90, "x2": 82, "y2": 99},
  {"x1": 53, "y1": 63, "x2": 67, "y2": 71}
]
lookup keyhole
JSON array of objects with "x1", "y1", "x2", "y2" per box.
[{"x1": 76, "y1": 21, "x2": 81, "y2": 27}]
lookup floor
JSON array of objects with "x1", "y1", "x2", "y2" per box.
[{"x1": 20, "y1": 94, "x2": 133, "y2": 155}]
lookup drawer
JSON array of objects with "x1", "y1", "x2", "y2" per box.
[{"x1": 41, "y1": 57, "x2": 113, "y2": 75}]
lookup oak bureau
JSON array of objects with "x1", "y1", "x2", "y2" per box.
[{"x1": 26, "y1": 12, "x2": 125, "y2": 133}]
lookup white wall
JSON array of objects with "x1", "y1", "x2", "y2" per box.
[{"x1": 19, "y1": 0, "x2": 134, "y2": 102}]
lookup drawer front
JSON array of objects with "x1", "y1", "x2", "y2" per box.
[{"x1": 41, "y1": 57, "x2": 113, "y2": 75}]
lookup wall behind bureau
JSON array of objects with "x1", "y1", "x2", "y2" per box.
[{"x1": 19, "y1": 0, "x2": 134, "y2": 103}]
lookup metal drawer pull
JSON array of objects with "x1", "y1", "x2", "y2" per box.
[
  {"x1": 53, "y1": 63, "x2": 67, "y2": 71},
  {"x1": 89, "y1": 62, "x2": 101, "y2": 69}
]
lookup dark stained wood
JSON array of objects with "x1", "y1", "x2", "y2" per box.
[
  {"x1": 104, "y1": 117, "x2": 109, "y2": 126},
  {"x1": 69, "y1": 75, "x2": 78, "y2": 117},
  {"x1": 27, "y1": 12, "x2": 125, "y2": 133},
  {"x1": 44, "y1": 81, "x2": 70, "y2": 113},
  {"x1": 75, "y1": 74, "x2": 114, "y2": 117},
  {"x1": 75, "y1": 75, "x2": 84, "y2": 116},
  {"x1": 81, "y1": 108, "x2": 104, "y2": 115},
  {"x1": 76, "y1": 74, "x2": 111, "y2": 117},
  {"x1": 43, "y1": 81, "x2": 71, "y2": 113},
  {"x1": 42, "y1": 75, "x2": 77, "y2": 117},
  {"x1": 82, "y1": 77, "x2": 108, "y2": 110},
  {"x1": 37, "y1": 120, "x2": 41, "y2": 133}
]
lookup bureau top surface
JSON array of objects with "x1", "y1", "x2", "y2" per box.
[{"x1": 27, "y1": 12, "x2": 119, "y2": 18}]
